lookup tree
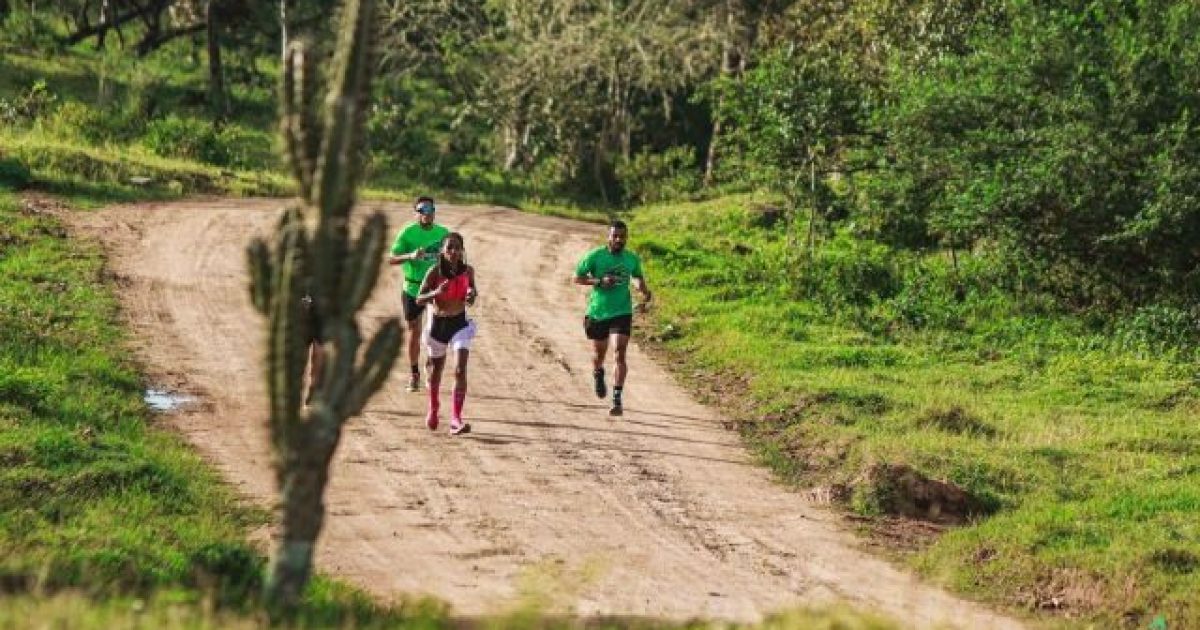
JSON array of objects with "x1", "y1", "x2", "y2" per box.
[
  {"x1": 377, "y1": 0, "x2": 726, "y2": 200},
  {"x1": 711, "y1": 45, "x2": 867, "y2": 256},
  {"x1": 246, "y1": 0, "x2": 401, "y2": 613},
  {"x1": 205, "y1": 0, "x2": 227, "y2": 117},
  {"x1": 700, "y1": 0, "x2": 795, "y2": 186}
]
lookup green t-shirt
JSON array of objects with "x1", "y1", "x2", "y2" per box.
[
  {"x1": 575, "y1": 246, "x2": 644, "y2": 320},
  {"x1": 390, "y1": 222, "x2": 450, "y2": 297}
]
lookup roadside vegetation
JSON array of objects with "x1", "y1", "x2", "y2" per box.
[
  {"x1": 3, "y1": 0, "x2": 1199, "y2": 628},
  {"x1": 631, "y1": 195, "x2": 1198, "y2": 626}
]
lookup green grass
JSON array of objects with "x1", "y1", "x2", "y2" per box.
[
  {"x1": 630, "y1": 195, "x2": 1200, "y2": 627},
  {"x1": 1, "y1": 45, "x2": 286, "y2": 201},
  {"x1": 0, "y1": 189, "x2": 448, "y2": 626},
  {"x1": 2, "y1": 131, "x2": 292, "y2": 203}
]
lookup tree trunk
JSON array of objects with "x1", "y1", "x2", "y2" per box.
[
  {"x1": 703, "y1": 45, "x2": 733, "y2": 187},
  {"x1": 502, "y1": 122, "x2": 520, "y2": 171},
  {"x1": 805, "y1": 159, "x2": 817, "y2": 256},
  {"x1": 207, "y1": 1, "x2": 228, "y2": 118},
  {"x1": 280, "y1": 0, "x2": 290, "y2": 60},
  {"x1": 96, "y1": 0, "x2": 113, "y2": 49},
  {"x1": 502, "y1": 95, "x2": 529, "y2": 171}
]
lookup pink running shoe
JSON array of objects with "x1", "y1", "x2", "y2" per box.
[{"x1": 425, "y1": 411, "x2": 439, "y2": 431}]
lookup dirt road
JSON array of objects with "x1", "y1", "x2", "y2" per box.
[{"x1": 71, "y1": 199, "x2": 1023, "y2": 627}]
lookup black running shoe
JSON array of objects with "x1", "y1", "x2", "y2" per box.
[
  {"x1": 608, "y1": 402, "x2": 623, "y2": 417},
  {"x1": 593, "y1": 369, "x2": 607, "y2": 399}
]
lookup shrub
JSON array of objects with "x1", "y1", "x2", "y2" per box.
[
  {"x1": 142, "y1": 116, "x2": 221, "y2": 164},
  {"x1": 0, "y1": 80, "x2": 58, "y2": 126},
  {"x1": 0, "y1": 157, "x2": 33, "y2": 190},
  {"x1": 616, "y1": 146, "x2": 701, "y2": 205},
  {"x1": 1114, "y1": 305, "x2": 1200, "y2": 359},
  {"x1": 2, "y1": 12, "x2": 59, "y2": 51},
  {"x1": 38, "y1": 101, "x2": 112, "y2": 144},
  {"x1": 794, "y1": 231, "x2": 899, "y2": 310},
  {"x1": 365, "y1": 78, "x2": 468, "y2": 185},
  {"x1": 141, "y1": 116, "x2": 273, "y2": 170}
]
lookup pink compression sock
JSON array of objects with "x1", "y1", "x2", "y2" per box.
[
  {"x1": 429, "y1": 386, "x2": 441, "y2": 413},
  {"x1": 452, "y1": 388, "x2": 466, "y2": 423}
]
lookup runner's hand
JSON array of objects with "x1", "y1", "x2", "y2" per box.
[
  {"x1": 466, "y1": 287, "x2": 477, "y2": 306},
  {"x1": 599, "y1": 274, "x2": 616, "y2": 288},
  {"x1": 636, "y1": 290, "x2": 652, "y2": 313}
]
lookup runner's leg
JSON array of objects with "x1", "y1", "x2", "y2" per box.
[
  {"x1": 592, "y1": 338, "x2": 609, "y2": 398},
  {"x1": 613, "y1": 333, "x2": 630, "y2": 388},
  {"x1": 611, "y1": 333, "x2": 630, "y2": 415},
  {"x1": 407, "y1": 310, "x2": 423, "y2": 390},
  {"x1": 451, "y1": 348, "x2": 470, "y2": 433},
  {"x1": 426, "y1": 355, "x2": 445, "y2": 429}
]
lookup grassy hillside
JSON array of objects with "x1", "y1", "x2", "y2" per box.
[
  {"x1": 631, "y1": 195, "x2": 1198, "y2": 627},
  {"x1": 0, "y1": 43, "x2": 292, "y2": 202}
]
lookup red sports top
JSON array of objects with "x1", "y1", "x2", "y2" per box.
[{"x1": 442, "y1": 272, "x2": 470, "y2": 301}]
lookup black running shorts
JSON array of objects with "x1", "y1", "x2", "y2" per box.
[
  {"x1": 302, "y1": 294, "x2": 322, "y2": 343},
  {"x1": 584, "y1": 313, "x2": 633, "y2": 341},
  {"x1": 429, "y1": 312, "x2": 470, "y2": 344},
  {"x1": 401, "y1": 291, "x2": 425, "y2": 322}
]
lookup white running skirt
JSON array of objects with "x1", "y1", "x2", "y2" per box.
[{"x1": 423, "y1": 318, "x2": 477, "y2": 359}]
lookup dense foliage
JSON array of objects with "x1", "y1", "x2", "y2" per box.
[
  {"x1": 373, "y1": 0, "x2": 1200, "y2": 316},
  {"x1": 5, "y1": 0, "x2": 1197, "y2": 319}
]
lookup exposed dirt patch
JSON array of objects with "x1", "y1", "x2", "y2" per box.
[
  {"x1": 849, "y1": 515, "x2": 947, "y2": 555},
  {"x1": 854, "y1": 463, "x2": 989, "y2": 523},
  {"x1": 1020, "y1": 568, "x2": 1118, "y2": 619}
]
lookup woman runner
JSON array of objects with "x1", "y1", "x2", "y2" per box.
[{"x1": 415, "y1": 232, "x2": 478, "y2": 435}]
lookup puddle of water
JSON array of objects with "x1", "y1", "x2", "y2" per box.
[{"x1": 144, "y1": 388, "x2": 195, "y2": 412}]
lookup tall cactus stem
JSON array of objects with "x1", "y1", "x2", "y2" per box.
[{"x1": 251, "y1": 0, "x2": 401, "y2": 615}]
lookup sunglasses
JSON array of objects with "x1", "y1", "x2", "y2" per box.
[{"x1": 416, "y1": 202, "x2": 436, "y2": 215}]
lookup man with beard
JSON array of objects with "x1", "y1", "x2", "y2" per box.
[{"x1": 573, "y1": 220, "x2": 653, "y2": 416}]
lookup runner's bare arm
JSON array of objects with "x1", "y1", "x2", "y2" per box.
[
  {"x1": 575, "y1": 273, "x2": 616, "y2": 288},
  {"x1": 387, "y1": 250, "x2": 425, "y2": 265},
  {"x1": 633, "y1": 276, "x2": 652, "y2": 311},
  {"x1": 415, "y1": 268, "x2": 447, "y2": 306},
  {"x1": 466, "y1": 266, "x2": 478, "y2": 305}
]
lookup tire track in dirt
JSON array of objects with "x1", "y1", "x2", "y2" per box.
[{"x1": 69, "y1": 198, "x2": 1023, "y2": 627}]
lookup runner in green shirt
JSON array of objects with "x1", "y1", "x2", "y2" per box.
[
  {"x1": 387, "y1": 196, "x2": 450, "y2": 391},
  {"x1": 573, "y1": 220, "x2": 653, "y2": 416}
]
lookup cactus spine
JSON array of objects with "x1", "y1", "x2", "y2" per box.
[{"x1": 247, "y1": 0, "x2": 400, "y2": 612}]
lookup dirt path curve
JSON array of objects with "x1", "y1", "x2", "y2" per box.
[{"x1": 71, "y1": 199, "x2": 1022, "y2": 627}]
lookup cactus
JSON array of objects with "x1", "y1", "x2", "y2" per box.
[{"x1": 246, "y1": 0, "x2": 401, "y2": 612}]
